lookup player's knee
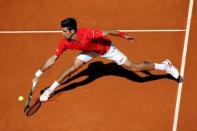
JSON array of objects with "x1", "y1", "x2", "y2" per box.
[
  {"x1": 143, "y1": 61, "x2": 151, "y2": 65},
  {"x1": 123, "y1": 63, "x2": 139, "y2": 72},
  {"x1": 70, "y1": 65, "x2": 79, "y2": 72},
  {"x1": 71, "y1": 61, "x2": 84, "y2": 72}
]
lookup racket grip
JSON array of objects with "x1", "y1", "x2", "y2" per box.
[{"x1": 32, "y1": 81, "x2": 37, "y2": 87}]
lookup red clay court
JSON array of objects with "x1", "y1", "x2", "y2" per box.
[{"x1": 0, "y1": 0, "x2": 196, "y2": 131}]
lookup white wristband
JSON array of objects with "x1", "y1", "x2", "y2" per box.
[{"x1": 35, "y1": 70, "x2": 43, "y2": 77}]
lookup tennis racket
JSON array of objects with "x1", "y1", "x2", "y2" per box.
[{"x1": 24, "y1": 81, "x2": 37, "y2": 113}]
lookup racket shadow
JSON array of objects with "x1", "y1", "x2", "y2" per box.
[{"x1": 26, "y1": 99, "x2": 41, "y2": 116}]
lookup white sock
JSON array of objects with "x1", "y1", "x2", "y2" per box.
[
  {"x1": 154, "y1": 63, "x2": 166, "y2": 71},
  {"x1": 48, "y1": 81, "x2": 60, "y2": 91}
]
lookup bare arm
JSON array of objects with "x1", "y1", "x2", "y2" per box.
[
  {"x1": 40, "y1": 55, "x2": 58, "y2": 72},
  {"x1": 32, "y1": 55, "x2": 58, "y2": 84},
  {"x1": 103, "y1": 30, "x2": 119, "y2": 36},
  {"x1": 103, "y1": 30, "x2": 134, "y2": 42}
]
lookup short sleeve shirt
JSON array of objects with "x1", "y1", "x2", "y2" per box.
[{"x1": 54, "y1": 28, "x2": 111, "y2": 56}]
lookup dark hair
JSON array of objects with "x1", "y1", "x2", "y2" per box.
[{"x1": 60, "y1": 18, "x2": 77, "y2": 31}]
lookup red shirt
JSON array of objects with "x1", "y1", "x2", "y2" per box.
[{"x1": 54, "y1": 28, "x2": 111, "y2": 56}]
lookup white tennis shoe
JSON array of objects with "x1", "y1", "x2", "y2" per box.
[
  {"x1": 162, "y1": 59, "x2": 179, "y2": 79},
  {"x1": 40, "y1": 89, "x2": 53, "y2": 102}
]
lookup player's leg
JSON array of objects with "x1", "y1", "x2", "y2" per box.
[
  {"x1": 56, "y1": 59, "x2": 85, "y2": 84},
  {"x1": 102, "y1": 46, "x2": 155, "y2": 71},
  {"x1": 39, "y1": 59, "x2": 85, "y2": 101},
  {"x1": 101, "y1": 43, "x2": 179, "y2": 79},
  {"x1": 40, "y1": 51, "x2": 97, "y2": 102},
  {"x1": 122, "y1": 59, "x2": 179, "y2": 79},
  {"x1": 122, "y1": 59, "x2": 155, "y2": 71}
]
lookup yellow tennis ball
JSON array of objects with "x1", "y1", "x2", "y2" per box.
[{"x1": 18, "y1": 96, "x2": 24, "y2": 102}]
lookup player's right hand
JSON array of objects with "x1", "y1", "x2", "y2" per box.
[{"x1": 32, "y1": 76, "x2": 39, "y2": 86}]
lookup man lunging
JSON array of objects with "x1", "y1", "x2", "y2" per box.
[{"x1": 32, "y1": 18, "x2": 180, "y2": 102}]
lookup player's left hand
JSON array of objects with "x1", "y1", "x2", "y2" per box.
[{"x1": 123, "y1": 35, "x2": 134, "y2": 43}]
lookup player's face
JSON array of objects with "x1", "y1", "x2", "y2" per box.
[{"x1": 62, "y1": 27, "x2": 73, "y2": 40}]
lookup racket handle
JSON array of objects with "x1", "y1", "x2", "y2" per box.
[{"x1": 32, "y1": 81, "x2": 37, "y2": 87}]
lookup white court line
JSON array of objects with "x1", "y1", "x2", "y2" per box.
[
  {"x1": 0, "y1": 30, "x2": 62, "y2": 34},
  {"x1": 118, "y1": 29, "x2": 185, "y2": 32},
  {"x1": 0, "y1": 29, "x2": 185, "y2": 34},
  {"x1": 172, "y1": 0, "x2": 194, "y2": 131}
]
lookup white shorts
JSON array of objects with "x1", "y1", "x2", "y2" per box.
[{"x1": 76, "y1": 43, "x2": 127, "y2": 65}]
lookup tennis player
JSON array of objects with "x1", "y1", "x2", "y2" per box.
[{"x1": 32, "y1": 18, "x2": 180, "y2": 102}]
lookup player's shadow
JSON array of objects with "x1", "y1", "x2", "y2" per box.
[
  {"x1": 53, "y1": 61, "x2": 174, "y2": 95},
  {"x1": 27, "y1": 61, "x2": 180, "y2": 116}
]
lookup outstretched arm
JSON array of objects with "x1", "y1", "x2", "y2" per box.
[
  {"x1": 103, "y1": 30, "x2": 134, "y2": 42},
  {"x1": 40, "y1": 55, "x2": 58, "y2": 72},
  {"x1": 32, "y1": 55, "x2": 58, "y2": 84}
]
